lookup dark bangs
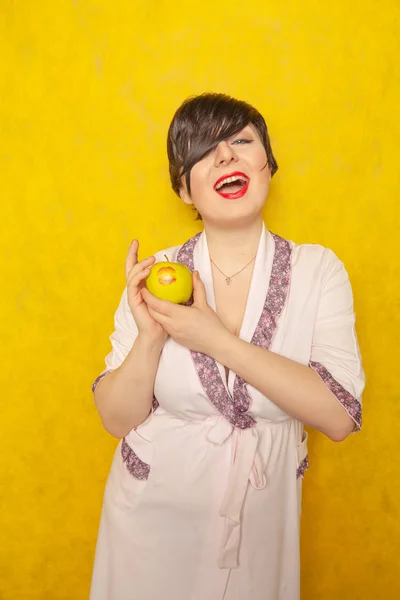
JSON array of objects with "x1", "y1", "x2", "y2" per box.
[{"x1": 167, "y1": 93, "x2": 278, "y2": 196}]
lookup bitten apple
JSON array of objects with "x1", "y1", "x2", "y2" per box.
[{"x1": 145, "y1": 255, "x2": 193, "y2": 304}]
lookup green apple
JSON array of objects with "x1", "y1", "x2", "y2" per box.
[{"x1": 145, "y1": 255, "x2": 193, "y2": 304}]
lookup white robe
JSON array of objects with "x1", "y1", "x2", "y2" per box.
[{"x1": 90, "y1": 225, "x2": 365, "y2": 600}]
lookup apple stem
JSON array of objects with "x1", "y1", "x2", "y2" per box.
[{"x1": 164, "y1": 254, "x2": 169, "y2": 262}]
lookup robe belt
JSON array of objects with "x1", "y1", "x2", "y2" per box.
[{"x1": 206, "y1": 417, "x2": 267, "y2": 569}]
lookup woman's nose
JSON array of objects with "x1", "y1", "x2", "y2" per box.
[{"x1": 214, "y1": 140, "x2": 238, "y2": 166}]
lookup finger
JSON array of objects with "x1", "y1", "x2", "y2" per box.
[
  {"x1": 127, "y1": 267, "x2": 152, "y2": 290},
  {"x1": 141, "y1": 288, "x2": 174, "y2": 316},
  {"x1": 129, "y1": 286, "x2": 147, "y2": 309},
  {"x1": 126, "y1": 256, "x2": 155, "y2": 284},
  {"x1": 125, "y1": 239, "x2": 139, "y2": 279},
  {"x1": 192, "y1": 271, "x2": 207, "y2": 307},
  {"x1": 147, "y1": 306, "x2": 169, "y2": 327}
]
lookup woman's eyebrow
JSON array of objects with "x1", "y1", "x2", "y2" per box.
[
  {"x1": 231, "y1": 127, "x2": 250, "y2": 136},
  {"x1": 232, "y1": 130, "x2": 253, "y2": 139}
]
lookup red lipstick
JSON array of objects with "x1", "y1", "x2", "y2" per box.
[{"x1": 213, "y1": 171, "x2": 250, "y2": 200}]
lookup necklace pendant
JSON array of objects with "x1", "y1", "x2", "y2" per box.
[{"x1": 225, "y1": 277, "x2": 232, "y2": 286}]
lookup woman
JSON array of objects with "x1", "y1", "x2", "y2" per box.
[{"x1": 90, "y1": 93, "x2": 365, "y2": 600}]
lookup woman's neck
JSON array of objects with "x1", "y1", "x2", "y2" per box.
[{"x1": 203, "y1": 217, "x2": 264, "y2": 271}]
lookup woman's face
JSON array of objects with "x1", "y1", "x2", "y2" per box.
[{"x1": 180, "y1": 124, "x2": 271, "y2": 226}]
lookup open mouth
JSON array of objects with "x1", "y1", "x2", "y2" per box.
[{"x1": 213, "y1": 171, "x2": 250, "y2": 199}]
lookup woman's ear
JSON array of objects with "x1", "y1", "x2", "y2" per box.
[{"x1": 179, "y1": 178, "x2": 193, "y2": 205}]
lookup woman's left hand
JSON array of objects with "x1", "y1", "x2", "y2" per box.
[{"x1": 141, "y1": 271, "x2": 231, "y2": 355}]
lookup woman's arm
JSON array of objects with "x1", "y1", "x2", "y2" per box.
[
  {"x1": 142, "y1": 254, "x2": 364, "y2": 442},
  {"x1": 209, "y1": 253, "x2": 363, "y2": 442},
  {"x1": 93, "y1": 241, "x2": 169, "y2": 438},
  {"x1": 212, "y1": 335, "x2": 354, "y2": 441},
  {"x1": 94, "y1": 335, "x2": 164, "y2": 438}
]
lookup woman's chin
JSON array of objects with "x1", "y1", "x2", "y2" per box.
[{"x1": 204, "y1": 206, "x2": 265, "y2": 228}]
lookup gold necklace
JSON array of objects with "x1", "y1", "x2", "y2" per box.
[{"x1": 210, "y1": 254, "x2": 257, "y2": 286}]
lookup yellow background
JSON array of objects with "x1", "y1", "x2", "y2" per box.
[{"x1": 1, "y1": 1, "x2": 399, "y2": 598}]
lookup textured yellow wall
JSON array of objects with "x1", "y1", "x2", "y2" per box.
[{"x1": 1, "y1": 1, "x2": 399, "y2": 598}]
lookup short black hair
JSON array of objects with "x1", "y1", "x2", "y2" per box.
[{"x1": 167, "y1": 93, "x2": 278, "y2": 197}]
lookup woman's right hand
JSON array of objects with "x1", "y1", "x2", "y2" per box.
[{"x1": 125, "y1": 240, "x2": 168, "y2": 346}]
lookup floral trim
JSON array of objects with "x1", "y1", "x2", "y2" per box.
[
  {"x1": 121, "y1": 438, "x2": 150, "y2": 481},
  {"x1": 176, "y1": 231, "x2": 292, "y2": 430},
  {"x1": 176, "y1": 232, "x2": 200, "y2": 273},
  {"x1": 176, "y1": 232, "x2": 200, "y2": 306},
  {"x1": 309, "y1": 361, "x2": 362, "y2": 431},
  {"x1": 177, "y1": 234, "x2": 254, "y2": 429},
  {"x1": 152, "y1": 396, "x2": 159, "y2": 412},
  {"x1": 233, "y1": 234, "x2": 292, "y2": 413},
  {"x1": 296, "y1": 456, "x2": 309, "y2": 479},
  {"x1": 91, "y1": 369, "x2": 114, "y2": 393},
  {"x1": 190, "y1": 352, "x2": 256, "y2": 429}
]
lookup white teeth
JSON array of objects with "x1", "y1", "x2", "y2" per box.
[{"x1": 215, "y1": 175, "x2": 248, "y2": 190}]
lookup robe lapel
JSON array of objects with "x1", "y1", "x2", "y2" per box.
[
  {"x1": 226, "y1": 227, "x2": 273, "y2": 395},
  {"x1": 232, "y1": 232, "x2": 292, "y2": 412},
  {"x1": 177, "y1": 227, "x2": 292, "y2": 429},
  {"x1": 193, "y1": 230, "x2": 231, "y2": 393}
]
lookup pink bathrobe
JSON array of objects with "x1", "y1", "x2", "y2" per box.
[{"x1": 90, "y1": 225, "x2": 364, "y2": 600}]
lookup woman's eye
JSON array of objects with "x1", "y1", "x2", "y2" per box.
[{"x1": 232, "y1": 138, "x2": 253, "y2": 145}]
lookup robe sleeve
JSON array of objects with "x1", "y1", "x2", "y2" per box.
[
  {"x1": 308, "y1": 249, "x2": 365, "y2": 431},
  {"x1": 91, "y1": 287, "x2": 138, "y2": 392}
]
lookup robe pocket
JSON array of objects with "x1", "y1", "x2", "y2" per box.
[
  {"x1": 296, "y1": 431, "x2": 309, "y2": 480},
  {"x1": 114, "y1": 429, "x2": 154, "y2": 509}
]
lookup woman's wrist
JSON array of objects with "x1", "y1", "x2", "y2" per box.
[
  {"x1": 136, "y1": 333, "x2": 166, "y2": 354},
  {"x1": 206, "y1": 328, "x2": 236, "y2": 361}
]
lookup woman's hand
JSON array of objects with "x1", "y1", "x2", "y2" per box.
[
  {"x1": 125, "y1": 240, "x2": 168, "y2": 346},
  {"x1": 141, "y1": 270, "x2": 232, "y2": 355}
]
